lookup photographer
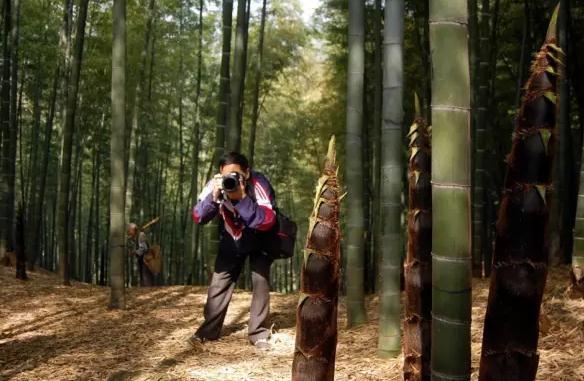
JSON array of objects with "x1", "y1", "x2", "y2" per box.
[{"x1": 190, "y1": 152, "x2": 276, "y2": 350}]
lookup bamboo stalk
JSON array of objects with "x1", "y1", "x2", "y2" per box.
[
  {"x1": 378, "y1": 0, "x2": 404, "y2": 359},
  {"x1": 429, "y1": 0, "x2": 472, "y2": 379}
]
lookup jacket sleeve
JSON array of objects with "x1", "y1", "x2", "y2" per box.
[
  {"x1": 135, "y1": 232, "x2": 149, "y2": 256},
  {"x1": 234, "y1": 175, "x2": 276, "y2": 232},
  {"x1": 192, "y1": 180, "x2": 219, "y2": 225}
]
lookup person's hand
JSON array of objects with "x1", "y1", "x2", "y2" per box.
[
  {"x1": 225, "y1": 177, "x2": 246, "y2": 201},
  {"x1": 212, "y1": 174, "x2": 223, "y2": 202}
]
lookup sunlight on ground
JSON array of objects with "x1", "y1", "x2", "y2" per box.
[{"x1": 0, "y1": 266, "x2": 583, "y2": 380}]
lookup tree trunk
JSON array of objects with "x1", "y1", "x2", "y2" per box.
[
  {"x1": 403, "y1": 100, "x2": 431, "y2": 381},
  {"x1": 126, "y1": 0, "x2": 155, "y2": 227},
  {"x1": 429, "y1": 0, "x2": 472, "y2": 379},
  {"x1": 7, "y1": 0, "x2": 20, "y2": 236},
  {"x1": 189, "y1": 0, "x2": 204, "y2": 285},
  {"x1": 0, "y1": 0, "x2": 12, "y2": 260},
  {"x1": 345, "y1": 0, "x2": 367, "y2": 328},
  {"x1": 558, "y1": 0, "x2": 573, "y2": 264},
  {"x1": 472, "y1": 0, "x2": 491, "y2": 278},
  {"x1": 85, "y1": 150, "x2": 96, "y2": 283},
  {"x1": 227, "y1": 0, "x2": 250, "y2": 152},
  {"x1": 207, "y1": 0, "x2": 233, "y2": 281},
  {"x1": 57, "y1": 0, "x2": 89, "y2": 286},
  {"x1": 291, "y1": 138, "x2": 340, "y2": 381},
  {"x1": 248, "y1": 0, "x2": 266, "y2": 167},
  {"x1": 109, "y1": 0, "x2": 126, "y2": 308},
  {"x1": 15, "y1": 207, "x2": 26, "y2": 279},
  {"x1": 371, "y1": 0, "x2": 382, "y2": 293},
  {"x1": 479, "y1": 10, "x2": 562, "y2": 380},
  {"x1": 377, "y1": 0, "x2": 404, "y2": 359}
]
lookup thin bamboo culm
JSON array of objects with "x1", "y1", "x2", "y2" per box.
[
  {"x1": 403, "y1": 98, "x2": 431, "y2": 381},
  {"x1": 292, "y1": 137, "x2": 341, "y2": 381},
  {"x1": 479, "y1": 7, "x2": 564, "y2": 380}
]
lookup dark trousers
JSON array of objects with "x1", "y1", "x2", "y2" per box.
[
  {"x1": 196, "y1": 248, "x2": 272, "y2": 343},
  {"x1": 138, "y1": 256, "x2": 154, "y2": 287}
]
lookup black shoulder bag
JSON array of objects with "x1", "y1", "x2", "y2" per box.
[
  {"x1": 260, "y1": 208, "x2": 297, "y2": 260},
  {"x1": 249, "y1": 179, "x2": 298, "y2": 260}
]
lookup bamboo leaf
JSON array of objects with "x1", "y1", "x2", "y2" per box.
[
  {"x1": 539, "y1": 129, "x2": 552, "y2": 155},
  {"x1": 327, "y1": 135, "x2": 337, "y2": 166},
  {"x1": 535, "y1": 185, "x2": 547, "y2": 205},
  {"x1": 411, "y1": 147, "x2": 420, "y2": 160},
  {"x1": 414, "y1": 92, "x2": 421, "y2": 118},
  {"x1": 545, "y1": 4, "x2": 560, "y2": 42},
  {"x1": 409, "y1": 131, "x2": 419, "y2": 146},
  {"x1": 413, "y1": 170, "x2": 420, "y2": 185},
  {"x1": 407, "y1": 123, "x2": 419, "y2": 138},
  {"x1": 545, "y1": 66, "x2": 557, "y2": 76},
  {"x1": 543, "y1": 91, "x2": 557, "y2": 104}
]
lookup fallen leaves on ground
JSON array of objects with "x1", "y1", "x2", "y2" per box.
[{"x1": 0, "y1": 266, "x2": 582, "y2": 380}]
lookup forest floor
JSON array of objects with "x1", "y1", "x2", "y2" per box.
[{"x1": 0, "y1": 265, "x2": 583, "y2": 381}]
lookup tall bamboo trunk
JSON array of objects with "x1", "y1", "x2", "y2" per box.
[
  {"x1": 227, "y1": 0, "x2": 250, "y2": 152},
  {"x1": 479, "y1": 8, "x2": 563, "y2": 380},
  {"x1": 31, "y1": 67, "x2": 58, "y2": 272},
  {"x1": 377, "y1": 0, "x2": 404, "y2": 359},
  {"x1": 248, "y1": 0, "x2": 266, "y2": 167},
  {"x1": 345, "y1": 0, "x2": 367, "y2": 328},
  {"x1": 126, "y1": 0, "x2": 155, "y2": 226},
  {"x1": 371, "y1": 0, "x2": 382, "y2": 293},
  {"x1": 6, "y1": 0, "x2": 20, "y2": 263},
  {"x1": 207, "y1": 0, "x2": 233, "y2": 281},
  {"x1": 109, "y1": 0, "x2": 127, "y2": 308},
  {"x1": 429, "y1": 0, "x2": 472, "y2": 379},
  {"x1": 25, "y1": 64, "x2": 42, "y2": 270},
  {"x1": 403, "y1": 99, "x2": 431, "y2": 381},
  {"x1": 557, "y1": 0, "x2": 573, "y2": 264},
  {"x1": 189, "y1": 0, "x2": 204, "y2": 285},
  {"x1": 0, "y1": 0, "x2": 12, "y2": 260},
  {"x1": 292, "y1": 137, "x2": 340, "y2": 381},
  {"x1": 472, "y1": 0, "x2": 491, "y2": 277},
  {"x1": 57, "y1": 0, "x2": 89, "y2": 285},
  {"x1": 15, "y1": 207, "x2": 26, "y2": 279}
]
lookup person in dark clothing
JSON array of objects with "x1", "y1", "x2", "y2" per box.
[
  {"x1": 190, "y1": 152, "x2": 276, "y2": 350},
  {"x1": 127, "y1": 223, "x2": 154, "y2": 287}
]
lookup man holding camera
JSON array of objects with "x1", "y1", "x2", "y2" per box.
[{"x1": 190, "y1": 152, "x2": 276, "y2": 350}]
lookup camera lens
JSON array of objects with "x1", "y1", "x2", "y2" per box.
[{"x1": 222, "y1": 174, "x2": 239, "y2": 192}]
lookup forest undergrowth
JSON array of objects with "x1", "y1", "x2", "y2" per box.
[{"x1": 0, "y1": 265, "x2": 582, "y2": 381}]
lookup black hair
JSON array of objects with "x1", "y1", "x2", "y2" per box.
[{"x1": 218, "y1": 151, "x2": 250, "y2": 170}]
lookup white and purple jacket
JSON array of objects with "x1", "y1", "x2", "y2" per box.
[{"x1": 192, "y1": 171, "x2": 277, "y2": 246}]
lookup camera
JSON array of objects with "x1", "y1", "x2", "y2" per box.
[{"x1": 222, "y1": 172, "x2": 242, "y2": 192}]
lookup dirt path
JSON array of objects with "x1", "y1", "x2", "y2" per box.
[{"x1": 1, "y1": 266, "x2": 582, "y2": 380}]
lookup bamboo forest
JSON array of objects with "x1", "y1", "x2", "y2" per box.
[{"x1": 2, "y1": 0, "x2": 584, "y2": 379}]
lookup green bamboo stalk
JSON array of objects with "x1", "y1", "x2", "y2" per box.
[
  {"x1": 345, "y1": 0, "x2": 367, "y2": 328},
  {"x1": 429, "y1": 0, "x2": 472, "y2": 379},
  {"x1": 377, "y1": 0, "x2": 404, "y2": 359},
  {"x1": 57, "y1": 0, "x2": 89, "y2": 286},
  {"x1": 472, "y1": 0, "x2": 491, "y2": 277},
  {"x1": 479, "y1": 7, "x2": 564, "y2": 380},
  {"x1": 109, "y1": 0, "x2": 127, "y2": 308},
  {"x1": 227, "y1": 0, "x2": 249, "y2": 152},
  {"x1": 292, "y1": 137, "x2": 340, "y2": 381},
  {"x1": 403, "y1": 95, "x2": 432, "y2": 381},
  {"x1": 207, "y1": 0, "x2": 233, "y2": 281},
  {"x1": 572, "y1": 140, "x2": 584, "y2": 292},
  {"x1": 0, "y1": 0, "x2": 12, "y2": 262}
]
